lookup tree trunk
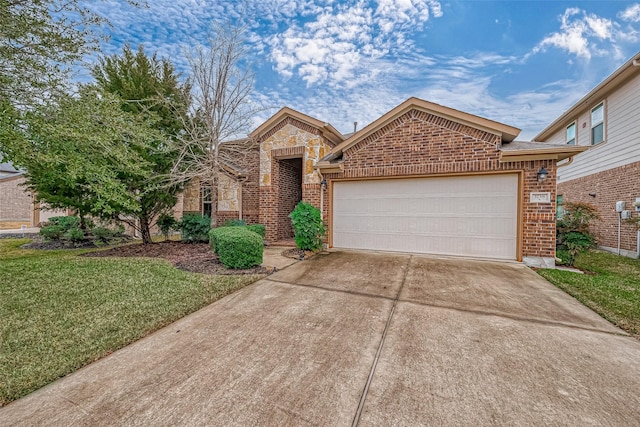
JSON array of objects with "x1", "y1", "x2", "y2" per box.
[
  {"x1": 140, "y1": 215, "x2": 153, "y2": 244},
  {"x1": 79, "y1": 213, "x2": 87, "y2": 230}
]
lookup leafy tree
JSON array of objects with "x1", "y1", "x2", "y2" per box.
[
  {"x1": 1, "y1": 86, "x2": 158, "y2": 229},
  {"x1": 0, "y1": 0, "x2": 141, "y2": 106},
  {"x1": 91, "y1": 44, "x2": 190, "y2": 243}
]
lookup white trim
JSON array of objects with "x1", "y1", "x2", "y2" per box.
[
  {"x1": 590, "y1": 102, "x2": 605, "y2": 145},
  {"x1": 566, "y1": 121, "x2": 576, "y2": 145}
]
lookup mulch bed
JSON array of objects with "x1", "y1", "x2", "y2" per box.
[{"x1": 84, "y1": 241, "x2": 271, "y2": 275}]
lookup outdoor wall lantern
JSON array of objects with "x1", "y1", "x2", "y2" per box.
[
  {"x1": 321, "y1": 178, "x2": 327, "y2": 189},
  {"x1": 537, "y1": 167, "x2": 549, "y2": 183}
]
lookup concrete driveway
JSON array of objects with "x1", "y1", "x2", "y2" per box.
[{"x1": 1, "y1": 251, "x2": 640, "y2": 426}]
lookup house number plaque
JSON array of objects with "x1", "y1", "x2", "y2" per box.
[{"x1": 530, "y1": 192, "x2": 551, "y2": 203}]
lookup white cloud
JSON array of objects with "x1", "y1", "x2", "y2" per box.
[
  {"x1": 530, "y1": 6, "x2": 640, "y2": 61},
  {"x1": 533, "y1": 8, "x2": 606, "y2": 59},
  {"x1": 619, "y1": 3, "x2": 640, "y2": 22},
  {"x1": 267, "y1": 0, "x2": 443, "y2": 87}
]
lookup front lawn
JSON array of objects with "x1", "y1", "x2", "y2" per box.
[
  {"x1": 0, "y1": 239, "x2": 263, "y2": 406},
  {"x1": 538, "y1": 251, "x2": 640, "y2": 337}
]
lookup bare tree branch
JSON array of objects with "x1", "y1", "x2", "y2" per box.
[{"x1": 166, "y1": 22, "x2": 261, "y2": 227}]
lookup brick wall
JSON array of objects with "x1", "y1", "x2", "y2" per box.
[
  {"x1": 277, "y1": 158, "x2": 302, "y2": 239},
  {"x1": 558, "y1": 161, "x2": 639, "y2": 253},
  {"x1": 216, "y1": 211, "x2": 240, "y2": 227},
  {"x1": 323, "y1": 110, "x2": 557, "y2": 259},
  {"x1": 0, "y1": 176, "x2": 33, "y2": 222},
  {"x1": 240, "y1": 146, "x2": 261, "y2": 225}
]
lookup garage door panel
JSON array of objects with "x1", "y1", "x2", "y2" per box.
[{"x1": 332, "y1": 175, "x2": 518, "y2": 260}]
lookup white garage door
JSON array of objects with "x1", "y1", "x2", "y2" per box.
[{"x1": 332, "y1": 174, "x2": 518, "y2": 260}]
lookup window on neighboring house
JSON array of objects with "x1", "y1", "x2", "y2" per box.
[
  {"x1": 556, "y1": 195, "x2": 564, "y2": 220},
  {"x1": 566, "y1": 123, "x2": 576, "y2": 145},
  {"x1": 201, "y1": 186, "x2": 212, "y2": 218},
  {"x1": 591, "y1": 103, "x2": 604, "y2": 145}
]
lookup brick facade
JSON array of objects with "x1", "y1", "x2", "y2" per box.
[
  {"x1": 558, "y1": 161, "x2": 640, "y2": 255},
  {"x1": 277, "y1": 158, "x2": 303, "y2": 239},
  {"x1": 323, "y1": 110, "x2": 557, "y2": 260},
  {"x1": 169, "y1": 104, "x2": 558, "y2": 263},
  {"x1": 0, "y1": 176, "x2": 33, "y2": 223}
]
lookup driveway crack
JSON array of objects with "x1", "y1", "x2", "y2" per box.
[{"x1": 351, "y1": 255, "x2": 412, "y2": 427}]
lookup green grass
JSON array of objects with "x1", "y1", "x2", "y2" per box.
[
  {"x1": 538, "y1": 251, "x2": 640, "y2": 337},
  {"x1": 0, "y1": 239, "x2": 263, "y2": 405}
]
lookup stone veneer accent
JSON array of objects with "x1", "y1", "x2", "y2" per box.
[
  {"x1": 181, "y1": 174, "x2": 241, "y2": 214},
  {"x1": 323, "y1": 109, "x2": 558, "y2": 262},
  {"x1": 218, "y1": 174, "x2": 240, "y2": 212},
  {"x1": 260, "y1": 122, "x2": 331, "y2": 186},
  {"x1": 258, "y1": 119, "x2": 334, "y2": 241}
]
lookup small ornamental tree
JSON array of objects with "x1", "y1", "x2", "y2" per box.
[
  {"x1": 289, "y1": 202, "x2": 326, "y2": 251},
  {"x1": 557, "y1": 202, "x2": 600, "y2": 265}
]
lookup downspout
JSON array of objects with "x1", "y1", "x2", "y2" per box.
[
  {"x1": 318, "y1": 170, "x2": 325, "y2": 220},
  {"x1": 617, "y1": 212, "x2": 622, "y2": 255},
  {"x1": 238, "y1": 187, "x2": 243, "y2": 221}
]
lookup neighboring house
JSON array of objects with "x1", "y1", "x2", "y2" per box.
[
  {"x1": 0, "y1": 159, "x2": 66, "y2": 228},
  {"x1": 0, "y1": 161, "x2": 32, "y2": 228},
  {"x1": 178, "y1": 97, "x2": 585, "y2": 268},
  {"x1": 535, "y1": 52, "x2": 640, "y2": 258}
]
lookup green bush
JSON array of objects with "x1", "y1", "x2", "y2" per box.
[
  {"x1": 563, "y1": 231, "x2": 595, "y2": 265},
  {"x1": 64, "y1": 227, "x2": 85, "y2": 242},
  {"x1": 210, "y1": 224, "x2": 266, "y2": 253},
  {"x1": 40, "y1": 216, "x2": 84, "y2": 241},
  {"x1": 179, "y1": 214, "x2": 211, "y2": 243},
  {"x1": 157, "y1": 214, "x2": 178, "y2": 240},
  {"x1": 48, "y1": 216, "x2": 80, "y2": 230},
  {"x1": 557, "y1": 202, "x2": 599, "y2": 266},
  {"x1": 209, "y1": 227, "x2": 263, "y2": 269},
  {"x1": 91, "y1": 226, "x2": 116, "y2": 243},
  {"x1": 555, "y1": 248, "x2": 571, "y2": 266},
  {"x1": 289, "y1": 202, "x2": 325, "y2": 251},
  {"x1": 246, "y1": 224, "x2": 266, "y2": 238},
  {"x1": 223, "y1": 219, "x2": 247, "y2": 227},
  {"x1": 40, "y1": 225, "x2": 65, "y2": 241}
]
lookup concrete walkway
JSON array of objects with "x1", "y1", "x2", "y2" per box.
[
  {"x1": 1, "y1": 251, "x2": 639, "y2": 426},
  {"x1": 0, "y1": 227, "x2": 39, "y2": 235}
]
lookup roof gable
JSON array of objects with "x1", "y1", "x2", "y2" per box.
[
  {"x1": 326, "y1": 97, "x2": 520, "y2": 160},
  {"x1": 250, "y1": 107, "x2": 344, "y2": 145}
]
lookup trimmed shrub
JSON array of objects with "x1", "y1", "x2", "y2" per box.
[
  {"x1": 40, "y1": 216, "x2": 82, "y2": 241},
  {"x1": 246, "y1": 224, "x2": 266, "y2": 238},
  {"x1": 179, "y1": 214, "x2": 211, "y2": 243},
  {"x1": 40, "y1": 225, "x2": 65, "y2": 241},
  {"x1": 157, "y1": 213, "x2": 178, "y2": 240},
  {"x1": 91, "y1": 226, "x2": 116, "y2": 243},
  {"x1": 64, "y1": 227, "x2": 85, "y2": 242},
  {"x1": 289, "y1": 202, "x2": 326, "y2": 251},
  {"x1": 223, "y1": 219, "x2": 247, "y2": 227},
  {"x1": 209, "y1": 227, "x2": 263, "y2": 269},
  {"x1": 48, "y1": 216, "x2": 80, "y2": 230}
]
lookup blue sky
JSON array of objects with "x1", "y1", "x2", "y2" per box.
[{"x1": 87, "y1": 0, "x2": 640, "y2": 139}]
